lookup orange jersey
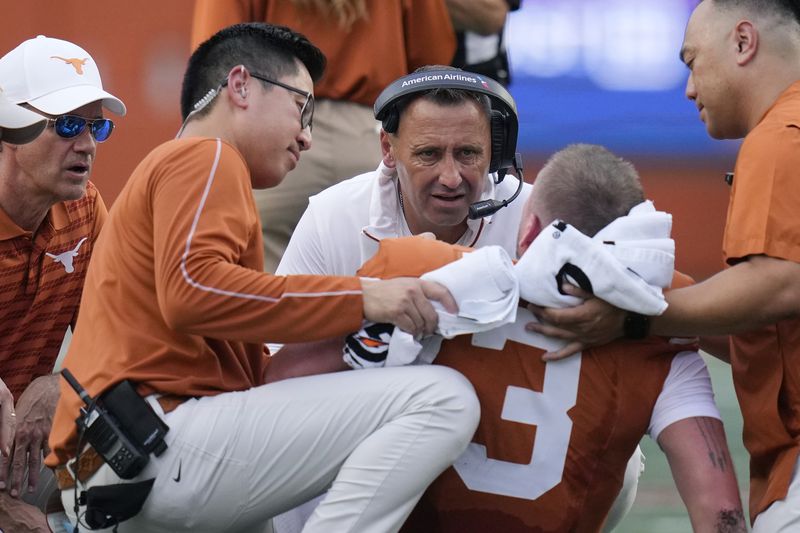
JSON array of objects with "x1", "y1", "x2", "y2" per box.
[
  {"x1": 0, "y1": 182, "x2": 106, "y2": 399},
  {"x1": 723, "y1": 81, "x2": 800, "y2": 518},
  {"x1": 360, "y1": 237, "x2": 690, "y2": 532},
  {"x1": 47, "y1": 138, "x2": 365, "y2": 468},
  {"x1": 191, "y1": 0, "x2": 456, "y2": 108}
]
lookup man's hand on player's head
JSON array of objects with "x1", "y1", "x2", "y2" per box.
[
  {"x1": 361, "y1": 277, "x2": 457, "y2": 338},
  {"x1": 525, "y1": 283, "x2": 626, "y2": 361}
]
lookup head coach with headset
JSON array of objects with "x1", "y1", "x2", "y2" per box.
[
  {"x1": 272, "y1": 66, "x2": 528, "y2": 375},
  {"x1": 277, "y1": 65, "x2": 529, "y2": 279}
]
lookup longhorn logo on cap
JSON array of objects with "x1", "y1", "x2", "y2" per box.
[{"x1": 50, "y1": 56, "x2": 89, "y2": 75}]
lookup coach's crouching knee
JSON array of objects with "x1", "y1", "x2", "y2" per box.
[{"x1": 419, "y1": 365, "x2": 481, "y2": 460}]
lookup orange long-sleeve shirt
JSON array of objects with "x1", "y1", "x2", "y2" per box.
[{"x1": 47, "y1": 138, "x2": 364, "y2": 466}]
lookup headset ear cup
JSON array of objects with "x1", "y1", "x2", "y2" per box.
[{"x1": 489, "y1": 110, "x2": 506, "y2": 174}]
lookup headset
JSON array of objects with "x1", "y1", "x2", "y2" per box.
[{"x1": 374, "y1": 69, "x2": 524, "y2": 219}]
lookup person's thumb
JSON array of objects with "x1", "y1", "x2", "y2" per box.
[{"x1": 421, "y1": 280, "x2": 457, "y2": 314}]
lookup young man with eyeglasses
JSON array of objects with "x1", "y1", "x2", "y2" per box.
[
  {"x1": 46, "y1": 23, "x2": 479, "y2": 533},
  {"x1": 0, "y1": 35, "x2": 125, "y2": 532}
]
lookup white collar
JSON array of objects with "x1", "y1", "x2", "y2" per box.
[{"x1": 362, "y1": 161, "x2": 498, "y2": 245}]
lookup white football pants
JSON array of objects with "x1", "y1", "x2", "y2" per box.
[
  {"x1": 753, "y1": 454, "x2": 800, "y2": 532},
  {"x1": 61, "y1": 365, "x2": 480, "y2": 533}
]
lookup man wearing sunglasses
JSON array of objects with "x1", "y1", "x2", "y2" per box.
[
  {"x1": 46, "y1": 23, "x2": 478, "y2": 533},
  {"x1": 0, "y1": 35, "x2": 125, "y2": 532}
]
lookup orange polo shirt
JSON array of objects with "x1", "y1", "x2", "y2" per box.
[
  {"x1": 191, "y1": 0, "x2": 456, "y2": 107},
  {"x1": 723, "y1": 80, "x2": 800, "y2": 519},
  {"x1": 46, "y1": 138, "x2": 364, "y2": 467},
  {"x1": 0, "y1": 182, "x2": 106, "y2": 400}
]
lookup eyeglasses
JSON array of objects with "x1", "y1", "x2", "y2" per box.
[
  {"x1": 249, "y1": 73, "x2": 314, "y2": 131},
  {"x1": 46, "y1": 115, "x2": 115, "y2": 142}
]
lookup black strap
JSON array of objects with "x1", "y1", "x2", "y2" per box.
[{"x1": 556, "y1": 263, "x2": 594, "y2": 295}]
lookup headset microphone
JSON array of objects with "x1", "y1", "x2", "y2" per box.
[{"x1": 468, "y1": 152, "x2": 524, "y2": 220}]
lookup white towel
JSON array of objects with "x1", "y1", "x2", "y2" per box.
[
  {"x1": 515, "y1": 200, "x2": 674, "y2": 315},
  {"x1": 385, "y1": 246, "x2": 519, "y2": 366},
  {"x1": 594, "y1": 200, "x2": 675, "y2": 288},
  {"x1": 422, "y1": 245, "x2": 519, "y2": 335},
  {"x1": 383, "y1": 200, "x2": 674, "y2": 367}
]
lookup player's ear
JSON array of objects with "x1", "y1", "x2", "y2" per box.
[{"x1": 517, "y1": 213, "x2": 542, "y2": 258}]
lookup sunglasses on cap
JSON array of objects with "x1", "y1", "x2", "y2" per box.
[{"x1": 46, "y1": 115, "x2": 115, "y2": 142}]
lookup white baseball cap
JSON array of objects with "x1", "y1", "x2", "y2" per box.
[
  {"x1": 0, "y1": 89, "x2": 46, "y2": 144},
  {"x1": 0, "y1": 35, "x2": 126, "y2": 116}
]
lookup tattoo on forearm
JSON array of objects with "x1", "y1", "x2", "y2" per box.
[
  {"x1": 716, "y1": 509, "x2": 746, "y2": 532},
  {"x1": 694, "y1": 418, "x2": 731, "y2": 472}
]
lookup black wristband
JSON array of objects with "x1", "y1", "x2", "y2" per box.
[{"x1": 623, "y1": 312, "x2": 650, "y2": 340}]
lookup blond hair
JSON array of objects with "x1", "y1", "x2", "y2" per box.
[{"x1": 533, "y1": 144, "x2": 644, "y2": 237}]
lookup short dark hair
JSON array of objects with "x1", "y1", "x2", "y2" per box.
[
  {"x1": 181, "y1": 23, "x2": 326, "y2": 120},
  {"x1": 391, "y1": 65, "x2": 492, "y2": 132},
  {"x1": 534, "y1": 144, "x2": 644, "y2": 237},
  {"x1": 708, "y1": 0, "x2": 800, "y2": 24}
]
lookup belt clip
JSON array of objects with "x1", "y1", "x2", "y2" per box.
[{"x1": 65, "y1": 455, "x2": 79, "y2": 484}]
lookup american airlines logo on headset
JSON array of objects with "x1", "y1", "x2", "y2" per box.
[{"x1": 401, "y1": 73, "x2": 482, "y2": 87}]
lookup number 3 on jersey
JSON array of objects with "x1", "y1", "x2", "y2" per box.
[{"x1": 453, "y1": 311, "x2": 581, "y2": 500}]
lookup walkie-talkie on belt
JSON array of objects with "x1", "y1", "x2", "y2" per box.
[{"x1": 61, "y1": 369, "x2": 150, "y2": 479}]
